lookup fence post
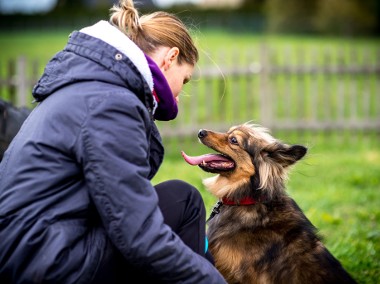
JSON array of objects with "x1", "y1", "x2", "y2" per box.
[
  {"x1": 259, "y1": 43, "x2": 273, "y2": 128},
  {"x1": 16, "y1": 56, "x2": 28, "y2": 107},
  {"x1": 7, "y1": 59, "x2": 16, "y2": 104}
]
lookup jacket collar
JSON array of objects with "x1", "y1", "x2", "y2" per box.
[
  {"x1": 80, "y1": 20, "x2": 153, "y2": 92},
  {"x1": 80, "y1": 21, "x2": 177, "y2": 121}
]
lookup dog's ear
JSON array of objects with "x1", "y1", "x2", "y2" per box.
[
  {"x1": 265, "y1": 144, "x2": 307, "y2": 167},
  {"x1": 288, "y1": 144, "x2": 307, "y2": 162}
]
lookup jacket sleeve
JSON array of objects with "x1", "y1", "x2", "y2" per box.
[{"x1": 81, "y1": 92, "x2": 226, "y2": 283}]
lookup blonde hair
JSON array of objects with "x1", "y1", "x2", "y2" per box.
[{"x1": 110, "y1": 0, "x2": 199, "y2": 66}]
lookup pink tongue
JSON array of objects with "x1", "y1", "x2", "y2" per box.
[{"x1": 181, "y1": 151, "x2": 230, "y2": 166}]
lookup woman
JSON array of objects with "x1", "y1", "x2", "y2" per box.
[{"x1": 0, "y1": 0, "x2": 226, "y2": 283}]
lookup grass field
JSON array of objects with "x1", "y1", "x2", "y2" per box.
[
  {"x1": 1, "y1": 28, "x2": 379, "y2": 71},
  {"x1": 1, "y1": 28, "x2": 379, "y2": 283}
]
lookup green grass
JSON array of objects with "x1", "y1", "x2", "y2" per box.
[
  {"x1": 0, "y1": 30, "x2": 71, "y2": 62},
  {"x1": 1, "y1": 29, "x2": 379, "y2": 70},
  {"x1": 153, "y1": 132, "x2": 380, "y2": 284}
]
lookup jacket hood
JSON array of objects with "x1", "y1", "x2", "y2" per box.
[{"x1": 32, "y1": 21, "x2": 154, "y2": 112}]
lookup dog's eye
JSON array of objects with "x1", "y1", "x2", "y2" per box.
[{"x1": 229, "y1": 137, "x2": 239, "y2": 145}]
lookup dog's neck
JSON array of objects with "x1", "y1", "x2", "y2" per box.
[
  {"x1": 221, "y1": 196, "x2": 263, "y2": 205},
  {"x1": 221, "y1": 178, "x2": 269, "y2": 206},
  {"x1": 207, "y1": 195, "x2": 267, "y2": 223}
]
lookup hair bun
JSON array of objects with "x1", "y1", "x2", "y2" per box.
[{"x1": 110, "y1": 0, "x2": 141, "y2": 38}]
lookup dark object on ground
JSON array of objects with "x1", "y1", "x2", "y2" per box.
[{"x1": 0, "y1": 99, "x2": 31, "y2": 161}]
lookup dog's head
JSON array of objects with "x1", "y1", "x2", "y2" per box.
[{"x1": 182, "y1": 123, "x2": 307, "y2": 200}]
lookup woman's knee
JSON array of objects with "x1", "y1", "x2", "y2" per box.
[
  {"x1": 154, "y1": 179, "x2": 204, "y2": 205},
  {"x1": 154, "y1": 179, "x2": 206, "y2": 232}
]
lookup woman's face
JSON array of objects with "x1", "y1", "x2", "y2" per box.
[
  {"x1": 163, "y1": 60, "x2": 194, "y2": 103},
  {"x1": 150, "y1": 46, "x2": 194, "y2": 103}
]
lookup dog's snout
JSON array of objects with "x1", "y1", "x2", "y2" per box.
[{"x1": 198, "y1": 129, "x2": 208, "y2": 139}]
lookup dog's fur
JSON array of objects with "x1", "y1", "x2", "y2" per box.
[{"x1": 183, "y1": 123, "x2": 357, "y2": 284}]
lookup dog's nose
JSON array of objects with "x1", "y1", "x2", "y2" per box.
[{"x1": 198, "y1": 129, "x2": 208, "y2": 138}]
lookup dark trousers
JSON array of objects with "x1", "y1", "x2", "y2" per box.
[
  {"x1": 155, "y1": 179, "x2": 214, "y2": 263},
  {"x1": 92, "y1": 179, "x2": 213, "y2": 283}
]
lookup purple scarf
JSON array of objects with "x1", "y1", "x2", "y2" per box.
[{"x1": 145, "y1": 55, "x2": 178, "y2": 121}]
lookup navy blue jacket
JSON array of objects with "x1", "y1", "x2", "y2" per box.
[{"x1": 0, "y1": 22, "x2": 226, "y2": 284}]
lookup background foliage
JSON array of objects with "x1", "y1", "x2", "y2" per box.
[{"x1": 1, "y1": 0, "x2": 379, "y2": 36}]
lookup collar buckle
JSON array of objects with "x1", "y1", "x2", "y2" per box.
[{"x1": 206, "y1": 201, "x2": 223, "y2": 223}]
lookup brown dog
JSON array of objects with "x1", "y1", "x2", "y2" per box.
[{"x1": 182, "y1": 123, "x2": 357, "y2": 284}]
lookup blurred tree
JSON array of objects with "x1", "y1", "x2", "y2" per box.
[
  {"x1": 239, "y1": 0, "x2": 265, "y2": 13},
  {"x1": 51, "y1": 0, "x2": 88, "y2": 16},
  {"x1": 314, "y1": 0, "x2": 378, "y2": 36},
  {"x1": 264, "y1": 0, "x2": 378, "y2": 35},
  {"x1": 51, "y1": 0, "x2": 155, "y2": 14},
  {"x1": 264, "y1": 0, "x2": 318, "y2": 34},
  {"x1": 55, "y1": 0, "x2": 86, "y2": 10}
]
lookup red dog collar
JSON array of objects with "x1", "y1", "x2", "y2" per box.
[
  {"x1": 221, "y1": 196, "x2": 259, "y2": 205},
  {"x1": 207, "y1": 196, "x2": 266, "y2": 223}
]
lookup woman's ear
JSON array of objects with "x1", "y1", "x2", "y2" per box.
[{"x1": 163, "y1": 47, "x2": 179, "y2": 71}]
